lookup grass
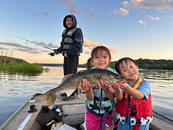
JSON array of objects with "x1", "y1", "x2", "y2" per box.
[{"x1": 0, "y1": 60, "x2": 50, "y2": 76}]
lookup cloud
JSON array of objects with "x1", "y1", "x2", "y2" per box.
[
  {"x1": 114, "y1": 8, "x2": 129, "y2": 16},
  {"x1": 138, "y1": 37, "x2": 145, "y2": 39},
  {"x1": 89, "y1": 12, "x2": 97, "y2": 17},
  {"x1": 43, "y1": 12, "x2": 48, "y2": 16},
  {"x1": 139, "y1": 10, "x2": 146, "y2": 14},
  {"x1": 15, "y1": 48, "x2": 41, "y2": 54},
  {"x1": 139, "y1": 20, "x2": 144, "y2": 24},
  {"x1": 0, "y1": 47, "x2": 9, "y2": 50},
  {"x1": 148, "y1": 15, "x2": 160, "y2": 20},
  {"x1": 0, "y1": 41, "x2": 40, "y2": 54},
  {"x1": 11, "y1": 6, "x2": 18, "y2": 9},
  {"x1": 54, "y1": 0, "x2": 82, "y2": 15},
  {"x1": 108, "y1": 47, "x2": 116, "y2": 53},
  {"x1": 32, "y1": 12, "x2": 39, "y2": 16},
  {"x1": 123, "y1": 1, "x2": 135, "y2": 9},
  {"x1": 79, "y1": 12, "x2": 83, "y2": 16},
  {"x1": 84, "y1": 39, "x2": 100, "y2": 47},
  {"x1": 0, "y1": 41, "x2": 57, "y2": 54},
  {"x1": 152, "y1": 34, "x2": 157, "y2": 37},
  {"x1": 83, "y1": 39, "x2": 116, "y2": 54},
  {"x1": 26, "y1": 9, "x2": 32, "y2": 11},
  {"x1": 164, "y1": 15, "x2": 172, "y2": 18},
  {"x1": 68, "y1": 4, "x2": 79, "y2": 14},
  {"x1": 0, "y1": 41, "x2": 31, "y2": 49},
  {"x1": 132, "y1": 0, "x2": 173, "y2": 9},
  {"x1": 84, "y1": 50, "x2": 91, "y2": 54},
  {"x1": 139, "y1": 20, "x2": 147, "y2": 27},
  {"x1": 34, "y1": 41, "x2": 59, "y2": 48},
  {"x1": 113, "y1": 22, "x2": 116, "y2": 26}
]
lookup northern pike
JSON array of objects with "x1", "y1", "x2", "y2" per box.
[{"x1": 41, "y1": 68, "x2": 127, "y2": 109}]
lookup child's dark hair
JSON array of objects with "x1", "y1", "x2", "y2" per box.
[
  {"x1": 115, "y1": 57, "x2": 137, "y2": 74},
  {"x1": 91, "y1": 46, "x2": 111, "y2": 61},
  {"x1": 87, "y1": 58, "x2": 92, "y2": 69}
]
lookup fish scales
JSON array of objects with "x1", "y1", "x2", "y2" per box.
[{"x1": 41, "y1": 69, "x2": 127, "y2": 109}]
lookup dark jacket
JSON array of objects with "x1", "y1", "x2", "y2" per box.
[{"x1": 58, "y1": 14, "x2": 83, "y2": 57}]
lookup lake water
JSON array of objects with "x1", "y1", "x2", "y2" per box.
[{"x1": 0, "y1": 67, "x2": 173, "y2": 127}]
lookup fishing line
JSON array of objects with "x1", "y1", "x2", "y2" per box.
[{"x1": 9, "y1": 34, "x2": 54, "y2": 51}]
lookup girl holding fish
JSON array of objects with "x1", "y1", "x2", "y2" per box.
[{"x1": 78, "y1": 46, "x2": 115, "y2": 130}]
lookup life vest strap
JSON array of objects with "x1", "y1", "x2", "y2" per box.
[
  {"x1": 102, "y1": 112, "x2": 109, "y2": 130},
  {"x1": 89, "y1": 104, "x2": 111, "y2": 112},
  {"x1": 62, "y1": 34, "x2": 72, "y2": 39},
  {"x1": 94, "y1": 96, "x2": 109, "y2": 101},
  {"x1": 61, "y1": 42, "x2": 75, "y2": 45}
]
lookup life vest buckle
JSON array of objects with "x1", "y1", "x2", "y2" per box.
[
  {"x1": 131, "y1": 105, "x2": 137, "y2": 116},
  {"x1": 136, "y1": 119, "x2": 141, "y2": 125}
]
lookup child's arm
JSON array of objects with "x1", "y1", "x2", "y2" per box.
[
  {"x1": 120, "y1": 83, "x2": 144, "y2": 99},
  {"x1": 78, "y1": 79, "x2": 94, "y2": 101},
  {"x1": 98, "y1": 79, "x2": 115, "y2": 100}
]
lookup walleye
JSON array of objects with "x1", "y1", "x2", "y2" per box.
[{"x1": 41, "y1": 69, "x2": 127, "y2": 109}]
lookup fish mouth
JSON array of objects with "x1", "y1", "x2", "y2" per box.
[{"x1": 116, "y1": 79, "x2": 127, "y2": 84}]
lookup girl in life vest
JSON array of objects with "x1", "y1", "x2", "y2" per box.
[
  {"x1": 78, "y1": 46, "x2": 115, "y2": 130},
  {"x1": 111, "y1": 57, "x2": 153, "y2": 130}
]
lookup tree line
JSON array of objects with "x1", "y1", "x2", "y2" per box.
[
  {"x1": 1, "y1": 56, "x2": 173, "y2": 70},
  {"x1": 79, "y1": 58, "x2": 173, "y2": 70}
]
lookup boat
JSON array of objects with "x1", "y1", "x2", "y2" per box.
[{"x1": 0, "y1": 92, "x2": 173, "y2": 130}]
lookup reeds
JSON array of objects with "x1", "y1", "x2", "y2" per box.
[{"x1": 0, "y1": 60, "x2": 49, "y2": 76}]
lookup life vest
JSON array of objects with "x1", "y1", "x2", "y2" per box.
[
  {"x1": 85, "y1": 67, "x2": 114, "y2": 115},
  {"x1": 116, "y1": 77, "x2": 153, "y2": 130},
  {"x1": 59, "y1": 27, "x2": 83, "y2": 53},
  {"x1": 85, "y1": 67, "x2": 114, "y2": 130},
  {"x1": 85, "y1": 88, "x2": 112, "y2": 115}
]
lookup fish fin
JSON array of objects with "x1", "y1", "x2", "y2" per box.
[
  {"x1": 61, "y1": 74, "x2": 74, "y2": 83},
  {"x1": 65, "y1": 89, "x2": 77, "y2": 97},
  {"x1": 41, "y1": 90, "x2": 57, "y2": 109}
]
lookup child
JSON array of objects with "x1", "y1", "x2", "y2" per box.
[
  {"x1": 78, "y1": 46, "x2": 115, "y2": 130},
  {"x1": 54, "y1": 14, "x2": 83, "y2": 76},
  {"x1": 112, "y1": 57, "x2": 153, "y2": 130}
]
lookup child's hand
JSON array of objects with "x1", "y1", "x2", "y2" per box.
[
  {"x1": 78, "y1": 79, "x2": 91, "y2": 92},
  {"x1": 97, "y1": 79, "x2": 108, "y2": 90},
  {"x1": 111, "y1": 83, "x2": 121, "y2": 92},
  {"x1": 98, "y1": 79, "x2": 115, "y2": 93},
  {"x1": 119, "y1": 83, "x2": 129, "y2": 90}
]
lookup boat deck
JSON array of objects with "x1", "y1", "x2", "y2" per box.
[
  {"x1": 2, "y1": 94, "x2": 86, "y2": 130},
  {"x1": 1, "y1": 93, "x2": 173, "y2": 130}
]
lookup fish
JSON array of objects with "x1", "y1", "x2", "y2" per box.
[{"x1": 41, "y1": 68, "x2": 127, "y2": 109}]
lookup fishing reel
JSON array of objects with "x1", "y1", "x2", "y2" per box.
[
  {"x1": 48, "y1": 50, "x2": 60, "y2": 56},
  {"x1": 48, "y1": 52, "x2": 55, "y2": 56}
]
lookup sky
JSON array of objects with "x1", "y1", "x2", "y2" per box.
[{"x1": 0, "y1": 0, "x2": 173, "y2": 64}]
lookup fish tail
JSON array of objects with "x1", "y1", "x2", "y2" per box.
[{"x1": 41, "y1": 90, "x2": 57, "y2": 109}]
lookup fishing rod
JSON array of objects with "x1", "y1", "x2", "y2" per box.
[
  {"x1": 9, "y1": 34, "x2": 58, "y2": 56},
  {"x1": 10, "y1": 34, "x2": 59, "y2": 56}
]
